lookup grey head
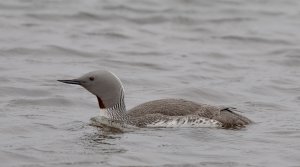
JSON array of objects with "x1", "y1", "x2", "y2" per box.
[{"x1": 58, "y1": 70, "x2": 124, "y2": 109}]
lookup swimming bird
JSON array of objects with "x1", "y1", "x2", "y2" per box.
[{"x1": 58, "y1": 70, "x2": 252, "y2": 129}]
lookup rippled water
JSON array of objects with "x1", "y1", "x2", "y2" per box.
[{"x1": 1, "y1": 0, "x2": 300, "y2": 166}]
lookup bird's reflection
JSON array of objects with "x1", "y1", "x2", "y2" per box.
[{"x1": 80, "y1": 126, "x2": 127, "y2": 154}]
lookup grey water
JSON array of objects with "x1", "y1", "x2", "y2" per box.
[{"x1": 0, "y1": 0, "x2": 300, "y2": 166}]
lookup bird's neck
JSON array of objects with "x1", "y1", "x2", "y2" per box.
[{"x1": 101, "y1": 91, "x2": 131, "y2": 124}]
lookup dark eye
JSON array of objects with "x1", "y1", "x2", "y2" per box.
[{"x1": 89, "y1": 76, "x2": 94, "y2": 81}]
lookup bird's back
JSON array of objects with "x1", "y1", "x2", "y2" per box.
[
  {"x1": 127, "y1": 99, "x2": 252, "y2": 129},
  {"x1": 128, "y1": 99, "x2": 200, "y2": 117}
]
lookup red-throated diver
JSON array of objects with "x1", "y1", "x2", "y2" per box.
[{"x1": 58, "y1": 70, "x2": 252, "y2": 129}]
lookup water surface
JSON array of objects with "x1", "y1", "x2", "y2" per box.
[{"x1": 1, "y1": 0, "x2": 300, "y2": 166}]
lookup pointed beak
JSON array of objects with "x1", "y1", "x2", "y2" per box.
[{"x1": 57, "y1": 79, "x2": 81, "y2": 85}]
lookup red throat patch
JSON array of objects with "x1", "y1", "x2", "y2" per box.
[{"x1": 96, "y1": 96, "x2": 106, "y2": 109}]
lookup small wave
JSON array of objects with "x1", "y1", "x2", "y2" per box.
[
  {"x1": 102, "y1": 59, "x2": 168, "y2": 71},
  {"x1": 270, "y1": 48, "x2": 300, "y2": 56},
  {"x1": 244, "y1": 101, "x2": 287, "y2": 112},
  {"x1": 0, "y1": 77, "x2": 10, "y2": 83},
  {"x1": 201, "y1": 52, "x2": 230, "y2": 59},
  {"x1": 127, "y1": 15, "x2": 167, "y2": 25},
  {"x1": 1, "y1": 46, "x2": 97, "y2": 59},
  {"x1": 207, "y1": 17, "x2": 253, "y2": 24},
  {"x1": 212, "y1": 62, "x2": 250, "y2": 71},
  {"x1": 0, "y1": 3, "x2": 34, "y2": 10},
  {"x1": 26, "y1": 12, "x2": 105, "y2": 21},
  {"x1": 174, "y1": 87, "x2": 240, "y2": 103},
  {"x1": 8, "y1": 97, "x2": 73, "y2": 107},
  {"x1": 46, "y1": 45, "x2": 97, "y2": 58},
  {"x1": 0, "y1": 150, "x2": 42, "y2": 164},
  {"x1": 188, "y1": 27, "x2": 212, "y2": 33},
  {"x1": 268, "y1": 48, "x2": 300, "y2": 67},
  {"x1": 85, "y1": 32, "x2": 131, "y2": 40},
  {"x1": 269, "y1": 85, "x2": 300, "y2": 95},
  {"x1": 118, "y1": 50, "x2": 168, "y2": 56},
  {"x1": 33, "y1": 123, "x2": 58, "y2": 130},
  {"x1": 19, "y1": 114, "x2": 46, "y2": 119},
  {"x1": 221, "y1": 35, "x2": 292, "y2": 45},
  {"x1": 60, "y1": 121, "x2": 86, "y2": 131},
  {"x1": 102, "y1": 4, "x2": 162, "y2": 14},
  {"x1": 25, "y1": 11, "x2": 169, "y2": 25},
  {"x1": 0, "y1": 87, "x2": 50, "y2": 97},
  {"x1": 74, "y1": 12, "x2": 104, "y2": 20},
  {"x1": 1, "y1": 47, "x2": 44, "y2": 56},
  {"x1": 21, "y1": 23, "x2": 39, "y2": 27}
]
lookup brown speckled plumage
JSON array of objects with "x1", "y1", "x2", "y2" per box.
[{"x1": 127, "y1": 99, "x2": 252, "y2": 129}]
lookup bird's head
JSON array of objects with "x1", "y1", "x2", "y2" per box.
[{"x1": 58, "y1": 70, "x2": 124, "y2": 109}]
